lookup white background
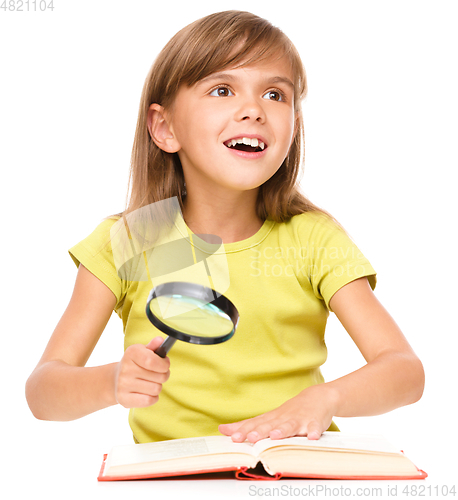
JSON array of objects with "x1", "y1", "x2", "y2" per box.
[{"x1": 1, "y1": 0, "x2": 457, "y2": 498}]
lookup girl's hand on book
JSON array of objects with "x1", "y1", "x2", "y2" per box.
[
  {"x1": 218, "y1": 384, "x2": 338, "y2": 444},
  {"x1": 114, "y1": 337, "x2": 170, "y2": 408}
]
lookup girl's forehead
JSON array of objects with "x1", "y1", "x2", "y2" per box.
[{"x1": 194, "y1": 53, "x2": 295, "y2": 85}]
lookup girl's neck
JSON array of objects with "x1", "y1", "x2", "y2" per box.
[{"x1": 182, "y1": 190, "x2": 264, "y2": 244}]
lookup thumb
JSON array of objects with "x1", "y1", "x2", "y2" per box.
[{"x1": 145, "y1": 336, "x2": 165, "y2": 351}]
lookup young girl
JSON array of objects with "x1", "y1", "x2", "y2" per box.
[{"x1": 26, "y1": 10, "x2": 424, "y2": 445}]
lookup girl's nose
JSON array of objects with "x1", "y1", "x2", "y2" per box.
[{"x1": 236, "y1": 96, "x2": 266, "y2": 123}]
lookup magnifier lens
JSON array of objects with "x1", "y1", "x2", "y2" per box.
[
  {"x1": 148, "y1": 294, "x2": 234, "y2": 337},
  {"x1": 146, "y1": 282, "x2": 239, "y2": 357}
]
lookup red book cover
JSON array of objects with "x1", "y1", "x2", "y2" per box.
[{"x1": 98, "y1": 454, "x2": 427, "y2": 482}]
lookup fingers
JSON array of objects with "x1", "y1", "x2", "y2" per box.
[
  {"x1": 220, "y1": 417, "x2": 277, "y2": 443},
  {"x1": 246, "y1": 420, "x2": 279, "y2": 443},
  {"x1": 116, "y1": 379, "x2": 163, "y2": 408},
  {"x1": 268, "y1": 419, "x2": 299, "y2": 440},
  {"x1": 222, "y1": 388, "x2": 334, "y2": 443},
  {"x1": 115, "y1": 337, "x2": 171, "y2": 408},
  {"x1": 269, "y1": 419, "x2": 323, "y2": 440},
  {"x1": 220, "y1": 416, "x2": 326, "y2": 444},
  {"x1": 218, "y1": 423, "x2": 235, "y2": 436},
  {"x1": 132, "y1": 338, "x2": 171, "y2": 373},
  {"x1": 218, "y1": 420, "x2": 250, "y2": 437},
  {"x1": 305, "y1": 421, "x2": 323, "y2": 440},
  {"x1": 238, "y1": 418, "x2": 295, "y2": 443}
]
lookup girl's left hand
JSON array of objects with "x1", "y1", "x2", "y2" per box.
[{"x1": 218, "y1": 384, "x2": 338, "y2": 443}]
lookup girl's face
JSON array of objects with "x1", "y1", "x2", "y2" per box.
[{"x1": 162, "y1": 57, "x2": 297, "y2": 199}]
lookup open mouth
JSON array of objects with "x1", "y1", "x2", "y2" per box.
[{"x1": 224, "y1": 137, "x2": 266, "y2": 153}]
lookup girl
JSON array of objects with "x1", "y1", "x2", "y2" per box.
[{"x1": 26, "y1": 11, "x2": 424, "y2": 445}]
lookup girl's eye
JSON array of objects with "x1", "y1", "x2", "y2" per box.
[
  {"x1": 210, "y1": 86, "x2": 234, "y2": 97},
  {"x1": 262, "y1": 90, "x2": 285, "y2": 102}
]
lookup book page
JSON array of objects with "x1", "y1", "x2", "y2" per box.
[
  {"x1": 106, "y1": 435, "x2": 256, "y2": 468},
  {"x1": 252, "y1": 432, "x2": 401, "y2": 456}
]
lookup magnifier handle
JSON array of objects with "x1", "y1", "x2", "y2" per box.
[{"x1": 154, "y1": 336, "x2": 177, "y2": 358}]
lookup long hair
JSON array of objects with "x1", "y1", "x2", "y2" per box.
[{"x1": 122, "y1": 10, "x2": 332, "y2": 223}]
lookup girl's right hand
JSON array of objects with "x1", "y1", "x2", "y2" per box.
[{"x1": 114, "y1": 336, "x2": 171, "y2": 408}]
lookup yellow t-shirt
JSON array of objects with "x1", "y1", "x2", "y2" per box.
[{"x1": 69, "y1": 211, "x2": 376, "y2": 443}]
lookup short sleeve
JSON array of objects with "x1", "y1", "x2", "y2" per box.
[
  {"x1": 68, "y1": 218, "x2": 124, "y2": 311},
  {"x1": 306, "y1": 215, "x2": 376, "y2": 311}
]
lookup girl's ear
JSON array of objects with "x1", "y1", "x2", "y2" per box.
[{"x1": 147, "y1": 103, "x2": 181, "y2": 153}]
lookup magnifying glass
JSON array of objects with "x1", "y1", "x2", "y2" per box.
[{"x1": 146, "y1": 282, "x2": 239, "y2": 358}]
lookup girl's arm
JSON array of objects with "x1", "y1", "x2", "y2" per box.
[
  {"x1": 219, "y1": 277, "x2": 425, "y2": 442},
  {"x1": 26, "y1": 264, "x2": 170, "y2": 421}
]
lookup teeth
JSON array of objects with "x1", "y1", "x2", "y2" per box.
[{"x1": 226, "y1": 137, "x2": 266, "y2": 150}]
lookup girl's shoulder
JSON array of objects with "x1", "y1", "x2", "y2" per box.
[
  {"x1": 69, "y1": 216, "x2": 122, "y2": 260},
  {"x1": 68, "y1": 216, "x2": 126, "y2": 310},
  {"x1": 74, "y1": 215, "x2": 122, "y2": 243},
  {"x1": 279, "y1": 210, "x2": 346, "y2": 241}
]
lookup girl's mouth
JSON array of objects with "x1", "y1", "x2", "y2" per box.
[{"x1": 224, "y1": 137, "x2": 266, "y2": 153}]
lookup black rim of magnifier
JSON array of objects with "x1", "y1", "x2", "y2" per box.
[{"x1": 146, "y1": 282, "x2": 239, "y2": 345}]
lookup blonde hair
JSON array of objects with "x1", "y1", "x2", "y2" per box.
[{"x1": 122, "y1": 10, "x2": 332, "y2": 223}]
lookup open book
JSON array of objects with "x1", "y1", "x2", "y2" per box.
[{"x1": 98, "y1": 432, "x2": 426, "y2": 481}]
